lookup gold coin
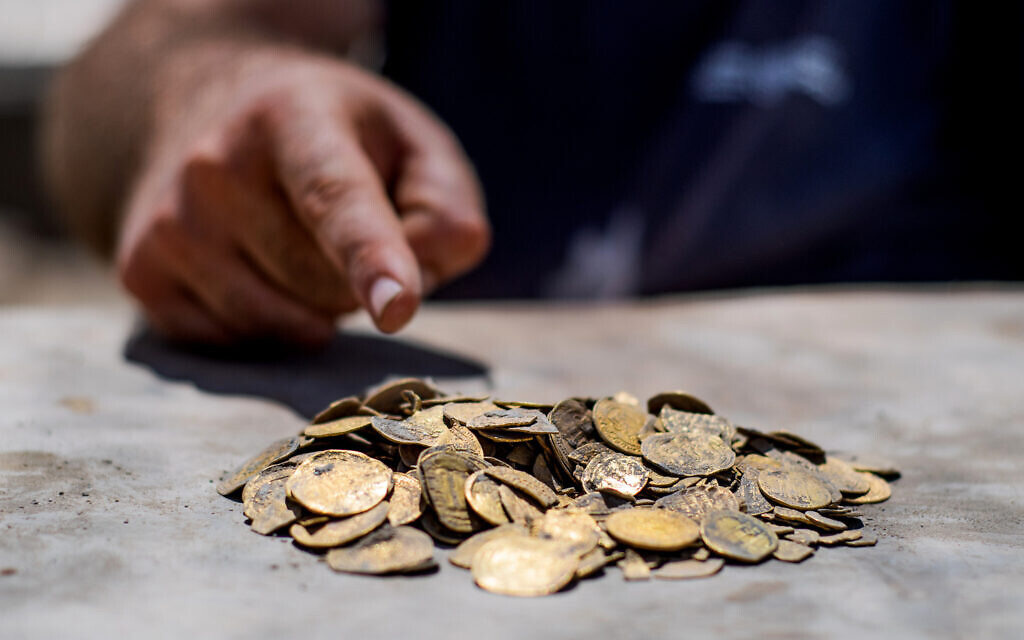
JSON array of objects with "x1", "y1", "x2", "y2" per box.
[
  {"x1": 533, "y1": 510, "x2": 601, "y2": 556},
  {"x1": 581, "y1": 452, "x2": 648, "y2": 498},
  {"x1": 436, "y1": 424, "x2": 485, "y2": 458},
  {"x1": 818, "y1": 458, "x2": 870, "y2": 496},
  {"x1": 472, "y1": 535, "x2": 579, "y2": 597},
  {"x1": 326, "y1": 526, "x2": 436, "y2": 574},
  {"x1": 467, "y1": 408, "x2": 537, "y2": 429},
  {"x1": 310, "y1": 396, "x2": 364, "y2": 424},
  {"x1": 605, "y1": 508, "x2": 700, "y2": 552},
  {"x1": 647, "y1": 391, "x2": 714, "y2": 416},
  {"x1": 773, "y1": 539, "x2": 814, "y2": 563},
  {"x1": 700, "y1": 510, "x2": 779, "y2": 562},
  {"x1": 659, "y1": 408, "x2": 733, "y2": 441},
  {"x1": 497, "y1": 485, "x2": 543, "y2": 526},
  {"x1": 567, "y1": 442, "x2": 615, "y2": 466},
  {"x1": 484, "y1": 466, "x2": 559, "y2": 508},
  {"x1": 303, "y1": 415, "x2": 373, "y2": 438},
  {"x1": 285, "y1": 450, "x2": 392, "y2": 517},
  {"x1": 786, "y1": 528, "x2": 820, "y2": 545},
  {"x1": 576, "y1": 547, "x2": 618, "y2": 579},
  {"x1": 757, "y1": 469, "x2": 834, "y2": 510},
  {"x1": 387, "y1": 472, "x2": 423, "y2": 526},
  {"x1": 475, "y1": 429, "x2": 536, "y2": 443},
  {"x1": 736, "y1": 472, "x2": 773, "y2": 515},
  {"x1": 804, "y1": 510, "x2": 847, "y2": 531},
  {"x1": 549, "y1": 398, "x2": 594, "y2": 448},
  {"x1": 654, "y1": 557, "x2": 724, "y2": 580},
  {"x1": 442, "y1": 401, "x2": 501, "y2": 426},
  {"x1": 771, "y1": 506, "x2": 814, "y2": 526},
  {"x1": 641, "y1": 432, "x2": 736, "y2": 477},
  {"x1": 592, "y1": 398, "x2": 647, "y2": 455},
  {"x1": 217, "y1": 436, "x2": 301, "y2": 496},
  {"x1": 464, "y1": 470, "x2": 511, "y2": 526},
  {"x1": 242, "y1": 464, "x2": 301, "y2": 535},
  {"x1": 370, "y1": 413, "x2": 447, "y2": 447},
  {"x1": 836, "y1": 453, "x2": 901, "y2": 479},
  {"x1": 418, "y1": 450, "x2": 487, "y2": 533},
  {"x1": 845, "y1": 472, "x2": 892, "y2": 504},
  {"x1": 289, "y1": 501, "x2": 390, "y2": 548},
  {"x1": 654, "y1": 485, "x2": 739, "y2": 520},
  {"x1": 845, "y1": 530, "x2": 878, "y2": 547},
  {"x1": 818, "y1": 530, "x2": 863, "y2": 546},
  {"x1": 449, "y1": 523, "x2": 527, "y2": 569},
  {"x1": 363, "y1": 378, "x2": 440, "y2": 414},
  {"x1": 617, "y1": 548, "x2": 651, "y2": 581}
]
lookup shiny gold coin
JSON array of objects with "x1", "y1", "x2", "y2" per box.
[
  {"x1": 310, "y1": 396, "x2": 364, "y2": 424},
  {"x1": 533, "y1": 510, "x2": 601, "y2": 556},
  {"x1": 464, "y1": 470, "x2": 511, "y2": 526},
  {"x1": 289, "y1": 501, "x2": 390, "y2": 548},
  {"x1": 363, "y1": 377, "x2": 440, "y2": 414},
  {"x1": 285, "y1": 450, "x2": 392, "y2": 517},
  {"x1": 641, "y1": 432, "x2": 736, "y2": 477},
  {"x1": 845, "y1": 472, "x2": 892, "y2": 504},
  {"x1": 418, "y1": 450, "x2": 487, "y2": 533},
  {"x1": 654, "y1": 557, "x2": 725, "y2": 580},
  {"x1": 217, "y1": 436, "x2": 301, "y2": 496},
  {"x1": 700, "y1": 510, "x2": 779, "y2": 562},
  {"x1": 484, "y1": 466, "x2": 559, "y2": 508},
  {"x1": 606, "y1": 508, "x2": 700, "y2": 552},
  {"x1": 654, "y1": 485, "x2": 739, "y2": 520},
  {"x1": 592, "y1": 398, "x2": 647, "y2": 456},
  {"x1": 818, "y1": 458, "x2": 870, "y2": 495},
  {"x1": 647, "y1": 391, "x2": 714, "y2": 416},
  {"x1": 326, "y1": 526, "x2": 436, "y2": 574},
  {"x1": 303, "y1": 415, "x2": 373, "y2": 438},
  {"x1": 449, "y1": 523, "x2": 527, "y2": 569},
  {"x1": 242, "y1": 464, "x2": 301, "y2": 535},
  {"x1": 757, "y1": 469, "x2": 834, "y2": 510},
  {"x1": 581, "y1": 452, "x2": 648, "y2": 498},
  {"x1": 387, "y1": 472, "x2": 423, "y2": 526},
  {"x1": 472, "y1": 535, "x2": 579, "y2": 597},
  {"x1": 773, "y1": 539, "x2": 814, "y2": 563},
  {"x1": 370, "y1": 412, "x2": 447, "y2": 447}
]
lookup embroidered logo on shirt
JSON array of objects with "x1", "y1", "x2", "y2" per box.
[{"x1": 692, "y1": 36, "x2": 851, "y2": 106}]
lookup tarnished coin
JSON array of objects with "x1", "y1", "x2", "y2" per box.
[
  {"x1": 242, "y1": 464, "x2": 301, "y2": 535},
  {"x1": 700, "y1": 510, "x2": 779, "y2": 562},
  {"x1": 647, "y1": 391, "x2": 714, "y2": 416},
  {"x1": 217, "y1": 436, "x2": 302, "y2": 496},
  {"x1": 437, "y1": 424, "x2": 485, "y2": 458},
  {"x1": 548, "y1": 398, "x2": 594, "y2": 448},
  {"x1": 472, "y1": 535, "x2": 579, "y2": 597},
  {"x1": 592, "y1": 399, "x2": 647, "y2": 456},
  {"x1": 567, "y1": 442, "x2": 615, "y2": 466},
  {"x1": 617, "y1": 548, "x2": 651, "y2": 581},
  {"x1": 303, "y1": 415, "x2": 373, "y2": 439},
  {"x1": 533, "y1": 510, "x2": 601, "y2": 556},
  {"x1": 772, "y1": 506, "x2": 814, "y2": 526},
  {"x1": 387, "y1": 472, "x2": 423, "y2": 526},
  {"x1": 442, "y1": 401, "x2": 501, "y2": 426},
  {"x1": 606, "y1": 508, "x2": 700, "y2": 552},
  {"x1": 736, "y1": 472, "x2": 773, "y2": 515},
  {"x1": 660, "y1": 408, "x2": 734, "y2": 441},
  {"x1": 773, "y1": 539, "x2": 814, "y2": 563},
  {"x1": 467, "y1": 408, "x2": 537, "y2": 430},
  {"x1": 364, "y1": 378, "x2": 440, "y2": 414},
  {"x1": 581, "y1": 452, "x2": 648, "y2": 498},
  {"x1": 818, "y1": 530, "x2": 863, "y2": 546},
  {"x1": 326, "y1": 526, "x2": 436, "y2": 574},
  {"x1": 818, "y1": 458, "x2": 870, "y2": 496},
  {"x1": 310, "y1": 396, "x2": 366, "y2": 425},
  {"x1": 370, "y1": 412, "x2": 447, "y2": 447},
  {"x1": 757, "y1": 469, "x2": 834, "y2": 511},
  {"x1": 289, "y1": 501, "x2": 390, "y2": 548},
  {"x1": 418, "y1": 451, "x2": 488, "y2": 533},
  {"x1": 845, "y1": 472, "x2": 892, "y2": 504},
  {"x1": 786, "y1": 528, "x2": 820, "y2": 545},
  {"x1": 845, "y1": 530, "x2": 878, "y2": 547},
  {"x1": 498, "y1": 485, "x2": 543, "y2": 525},
  {"x1": 449, "y1": 523, "x2": 527, "y2": 569},
  {"x1": 465, "y1": 470, "x2": 511, "y2": 525},
  {"x1": 654, "y1": 485, "x2": 739, "y2": 520},
  {"x1": 576, "y1": 548, "x2": 620, "y2": 579},
  {"x1": 286, "y1": 450, "x2": 392, "y2": 517},
  {"x1": 641, "y1": 432, "x2": 736, "y2": 477},
  {"x1": 484, "y1": 466, "x2": 559, "y2": 508},
  {"x1": 654, "y1": 557, "x2": 725, "y2": 580},
  {"x1": 804, "y1": 510, "x2": 847, "y2": 531},
  {"x1": 475, "y1": 429, "x2": 536, "y2": 444}
]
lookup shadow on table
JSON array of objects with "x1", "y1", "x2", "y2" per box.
[{"x1": 123, "y1": 325, "x2": 490, "y2": 419}]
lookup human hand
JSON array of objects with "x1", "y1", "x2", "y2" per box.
[{"x1": 117, "y1": 51, "x2": 489, "y2": 345}]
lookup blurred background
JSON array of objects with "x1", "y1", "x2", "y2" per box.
[{"x1": 0, "y1": 0, "x2": 123, "y2": 305}]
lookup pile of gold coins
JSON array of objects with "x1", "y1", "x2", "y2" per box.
[{"x1": 217, "y1": 378, "x2": 897, "y2": 597}]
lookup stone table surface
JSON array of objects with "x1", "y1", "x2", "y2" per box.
[{"x1": 1, "y1": 287, "x2": 1022, "y2": 639}]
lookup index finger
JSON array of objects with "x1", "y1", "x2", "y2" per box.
[{"x1": 260, "y1": 98, "x2": 421, "y2": 333}]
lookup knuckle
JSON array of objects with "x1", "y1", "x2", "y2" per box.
[
  {"x1": 297, "y1": 174, "x2": 361, "y2": 226},
  {"x1": 444, "y1": 210, "x2": 492, "y2": 266}
]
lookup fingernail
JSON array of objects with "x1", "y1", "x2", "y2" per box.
[{"x1": 369, "y1": 276, "x2": 403, "y2": 319}]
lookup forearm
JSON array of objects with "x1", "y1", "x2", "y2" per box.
[{"x1": 42, "y1": 0, "x2": 376, "y2": 258}]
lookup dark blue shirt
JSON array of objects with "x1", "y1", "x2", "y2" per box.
[{"x1": 382, "y1": 1, "x2": 1023, "y2": 298}]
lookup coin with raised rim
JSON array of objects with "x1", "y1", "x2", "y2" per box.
[{"x1": 700, "y1": 510, "x2": 778, "y2": 562}]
